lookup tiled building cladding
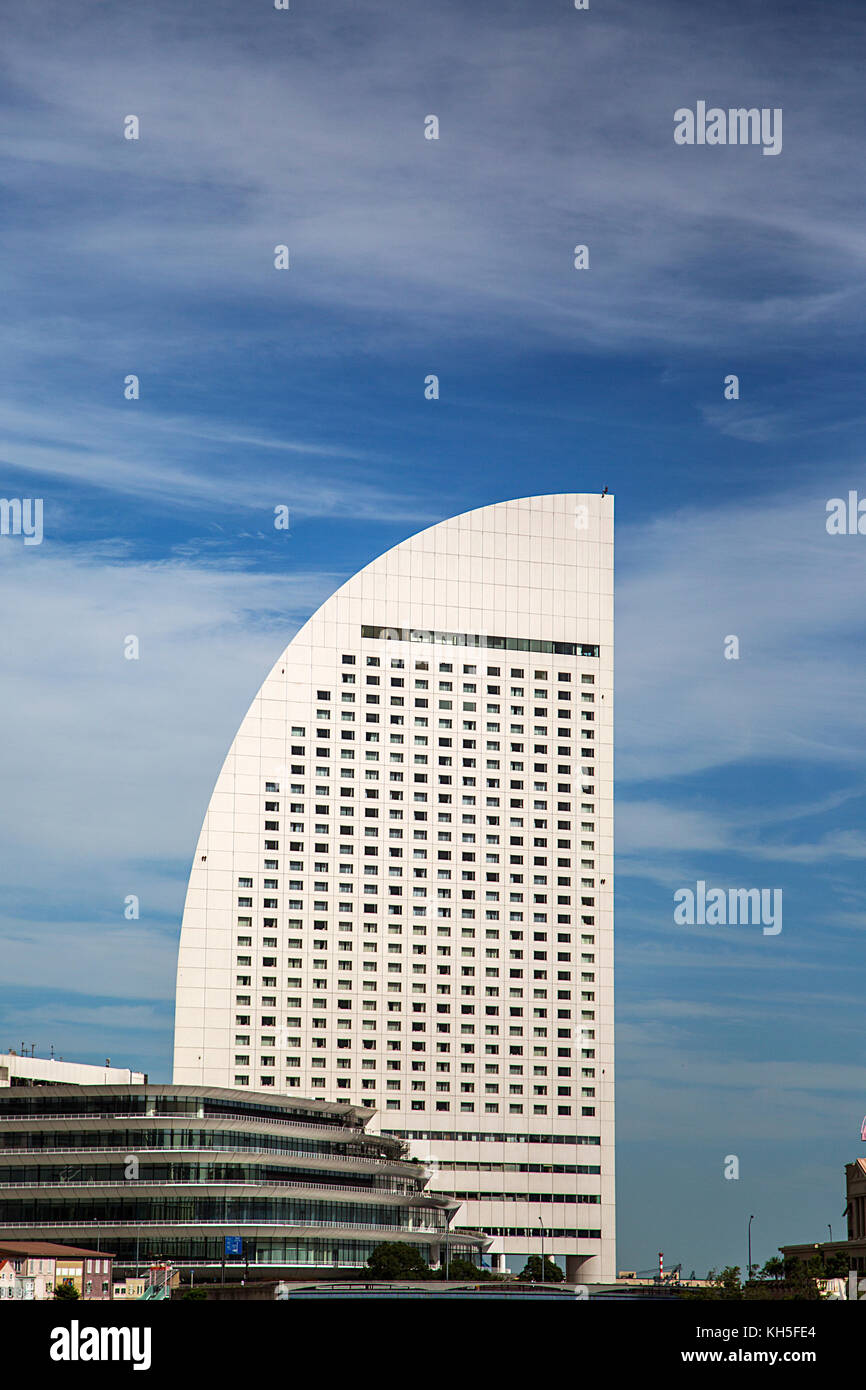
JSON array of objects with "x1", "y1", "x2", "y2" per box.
[{"x1": 173, "y1": 493, "x2": 614, "y2": 1280}]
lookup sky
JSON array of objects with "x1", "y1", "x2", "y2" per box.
[{"x1": 1, "y1": 0, "x2": 866, "y2": 1278}]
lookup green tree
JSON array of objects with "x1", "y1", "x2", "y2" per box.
[
  {"x1": 54, "y1": 1280, "x2": 80, "y2": 1301},
  {"x1": 517, "y1": 1254, "x2": 564, "y2": 1283},
  {"x1": 682, "y1": 1259, "x2": 823, "y2": 1302},
  {"x1": 366, "y1": 1242, "x2": 431, "y2": 1279},
  {"x1": 716, "y1": 1266, "x2": 744, "y2": 1299},
  {"x1": 681, "y1": 1266, "x2": 743, "y2": 1300},
  {"x1": 442, "y1": 1256, "x2": 490, "y2": 1281},
  {"x1": 782, "y1": 1256, "x2": 823, "y2": 1300}
]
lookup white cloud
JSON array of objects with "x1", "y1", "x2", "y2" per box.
[
  {"x1": 0, "y1": 400, "x2": 432, "y2": 519},
  {"x1": 0, "y1": 550, "x2": 332, "y2": 879},
  {"x1": 1, "y1": 0, "x2": 865, "y2": 361},
  {"x1": 617, "y1": 491, "x2": 866, "y2": 782}
]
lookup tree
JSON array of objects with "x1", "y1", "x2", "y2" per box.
[
  {"x1": 518, "y1": 1254, "x2": 564, "y2": 1283},
  {"x1": 442, "y1": 1256, "x2": 490, "y2": 1281},
  {"x1": 54, "y1": 1281, "x2": 80, "y2": 1301},
  {"x1": 682, "y1": 1260, "x2": 823, "y2": 1302},
  {"x1": 782, "y1": 1257, "x2": 823, "y2": 1300},
  {"x1": 680, "y1": 1267, "x2": 742, "y2": 1301},
  {"x1": 366, "y1": 1242, "x2": 431, "y2": 1279},
  {"x1": 714, "y1": 1266, "x2": 744, "y2": 1299}
]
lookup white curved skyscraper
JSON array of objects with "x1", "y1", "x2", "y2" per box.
[{"x1": 173, "y1": 492, "x2": 614, "y2": 1280}]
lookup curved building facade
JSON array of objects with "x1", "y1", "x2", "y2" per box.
[
  {"x1": 173, "y1": 493, "x2": 614, "y2": 1280},
  {"x1": 0, "y1": 1085, "x2": 484, "y2": 1275}
]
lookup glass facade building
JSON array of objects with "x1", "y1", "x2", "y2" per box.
[{"x1": 0, "y1": 1085, "x2": 486, "y2": 1276}]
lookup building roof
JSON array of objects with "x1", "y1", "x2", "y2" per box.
[
  {"x1": 0, "y1": 1241, "x2": 111, "y2": 1259},
  {"x1": 0, "y1": 1082, "x2": 373, "y2": 1126}
]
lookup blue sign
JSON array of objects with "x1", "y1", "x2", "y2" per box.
[{"x1": 225, "y1": 1237, "x2": 242, "y2": 1256}]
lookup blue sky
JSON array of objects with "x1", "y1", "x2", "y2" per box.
[{"x1": 2, "y1": 0, "x2": 866, "y2": 1277}]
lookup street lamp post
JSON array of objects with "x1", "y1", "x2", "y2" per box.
[
  {"x1": 747, "y1": 1214, "x2": 755, "y2": 1284},
  {"x1": 539, "y1": 1219, "x2": 545, "y2": 1285}
]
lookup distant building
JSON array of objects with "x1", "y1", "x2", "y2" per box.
[
  {"x1": 0, "y1": 1242, "x2": 114, "y2": 1300},
  {"x1": 0, "y1": 1050, "x2": 144, "y2": 1089},
  {"x1": 781, "y1": 1158, "x2": 866, "y2": 1274},
  {"x1": 113, "y1": 1267, "x2": 179, "y2": 1300},
  {"x1": 112, "y1": 1275, "x2": 148, "y2": 1301},
  {"x1": 0, "y1": 1259, "x2": 18, "y2": 1300},
  {"x1": 0, "y1": 1083, "x2": 488, "y2": 1280}
]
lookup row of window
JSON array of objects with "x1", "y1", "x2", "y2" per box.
[
  {"x1": 69, "y1": 1236, "x2": 473, "y2": 1267},
  {"x1": 0, "y1": 1198, "x2": 444, "y2": 1228},
  {"x1": 447, "y1": 1191, "x2": 601, "y2": 1204},
  {"x1": 230, "y1": 1070, "x2": 593, "y2": 1095},
  {"x1": 310, "y1": 697, "x2": 593, "y2": 712},
  {"x1": 225, "y1": 1085, "x2": 595, "y2": 1117},
  {"x1": 357, "y1": 635, "x2": 601, "y2": 658},
  {"x1": 0, "y1": 1165, "x2": 417, "y2": 1194},
  {"x1": 0, "y1": 1131, "x2": 386, "y2": 1161},
  {"x1": 483, "y1": 1227, "x2": 602, "y2": 1239},
  {"x1": 435, "y1": 1162, "x2": 601, "y2": 1175},
  {"x1": 384, "y1": 1129, "x2": 601, "y2": 1145}
]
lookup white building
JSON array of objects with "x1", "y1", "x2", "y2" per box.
[
  {"x1": 0, "y1": 1052, "x2": 145, "y2": 1088},
  {"x1": 173, "y1": 493, "x2": 614, "y2": 1281}
]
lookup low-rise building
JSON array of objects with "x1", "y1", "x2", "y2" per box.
[
  {"x1": 0, "y1": 1084, "x2": 489, "y2": 1281},
  {"x1": 112, "y1": 1275, "x2": 147, "y2": 1300},
  {"x1": 0, "y1": 1241, "x2": 113, "y2": 1300},
  {"x1": 0, "y1": 1051, "x2": 144, "y2": 1089},
  {"x1": 0, "y1": 1259, "x2": 17, "y2": 1301},
  {"x1": 781, "y1": 1158, "x2": 866, "y2": 1274}
]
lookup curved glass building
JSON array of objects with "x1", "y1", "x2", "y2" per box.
[
  {"x1": 0, "y1": 1085, "x2": 486, "y2": 1276},
  {"x1": 173, "y1": 493, "x2": 614, "y2": 1280}
]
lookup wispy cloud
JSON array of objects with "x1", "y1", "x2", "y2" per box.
[
  {"x1": 617, "y1": 490, "x2": 866, "y2": 783},
  {"x1": 0, "y1": 400, "x2": 432, "y2": 520},
  {"x1": 2, "y1": 0, "x2": 866, "y2": 363}
]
